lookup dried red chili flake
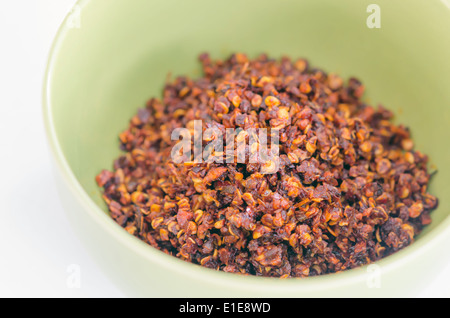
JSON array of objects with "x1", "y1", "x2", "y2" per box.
[{"x1": 96, "y1": 53, "x2": 438, "y2": 278}]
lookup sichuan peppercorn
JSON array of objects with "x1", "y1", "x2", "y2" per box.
[{"x1": 96, "y1": 53, "x2": 438, "y2": 278}]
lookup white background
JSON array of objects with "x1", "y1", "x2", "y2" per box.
[
  {"x1": 0, "y1": 0, "x2": 448, "y2": 297},
  {"x1": 0, "y1": 0, "x2": 122, "y2": 297}
]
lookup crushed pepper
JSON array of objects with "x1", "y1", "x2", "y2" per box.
[{"x1": 96, "y1": 53, "x2": 438, "y2": 277}]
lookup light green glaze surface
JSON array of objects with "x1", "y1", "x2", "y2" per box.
[{"x1": 44, "y1": 0, "x2": 450, "y2": 297}]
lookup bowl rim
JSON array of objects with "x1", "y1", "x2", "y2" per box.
[{"x1": 42, "y1": 0, "x2": 450, "y2": 294}]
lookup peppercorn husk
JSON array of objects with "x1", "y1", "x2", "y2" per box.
[{"x1": 96, "y1": 53, "x2": 438, "y2": 278}]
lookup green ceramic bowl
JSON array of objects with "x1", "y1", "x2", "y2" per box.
[{"x1": 43, "y1": 0, "x2": 450, "y2": 297}]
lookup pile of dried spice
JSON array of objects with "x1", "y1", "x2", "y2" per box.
[{"x1": 96, "y1": 53, "x2": 438, "y2": 278}]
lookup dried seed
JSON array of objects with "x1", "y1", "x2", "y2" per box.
[
  {"x1": 409, "y1": 202, "x2": 424, "y2": 218},
  {"x1": 265, "y1": 96, "x2": 280, "y2": 108},
  {"x1": 251, "y1": 94, "x2": 262, "y2": 108},
  {"x1": 97, "y1": 53, "x2": 438, "y2": 279}
]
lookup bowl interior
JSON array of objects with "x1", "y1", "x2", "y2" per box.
[{"x1": 47, "y1": 0, "x2": 450, "y2": 261}]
